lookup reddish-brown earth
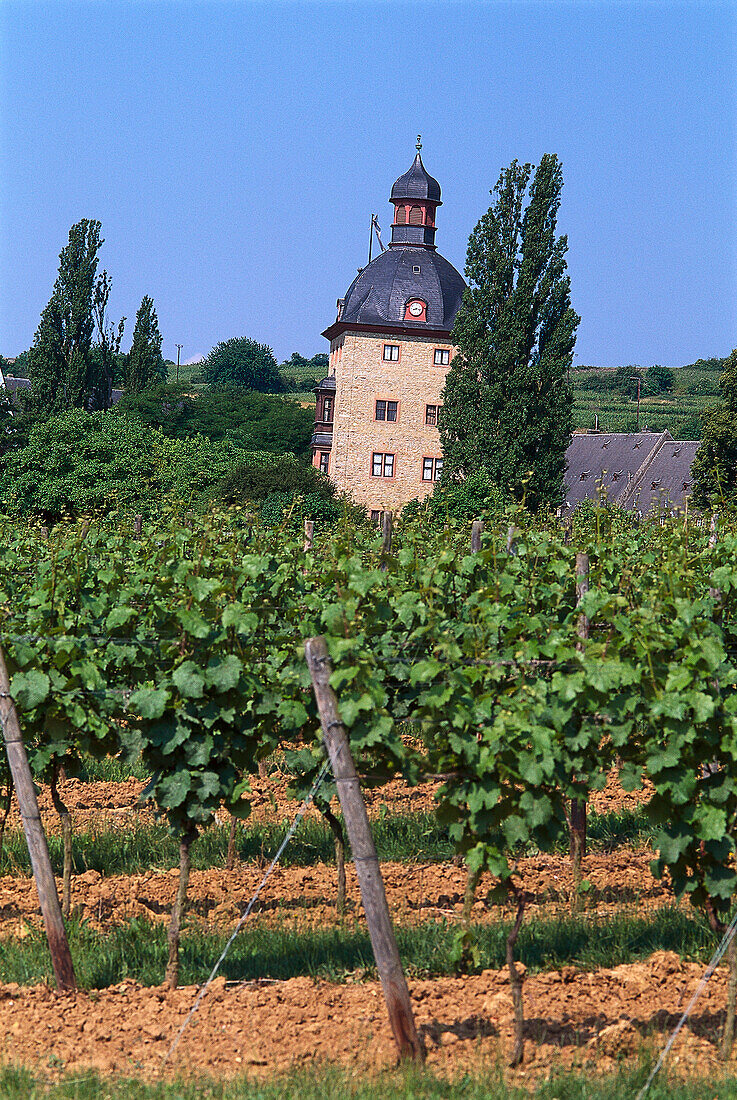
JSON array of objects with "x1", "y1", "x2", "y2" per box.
[
  {"x1": 5, "y1": 766, "x2": 650, "y2": 835},
  {"x1": 0, "y1": 848, "x2": 672, "y2": 937},
  {"x1": 0, "y1": 953, "x2": 731, "y2": 1085},
  {"x1": 0, "y1": 768, "x2": 691, "y2": 1088}
]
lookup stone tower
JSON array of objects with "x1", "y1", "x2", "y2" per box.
[{"x1": 311, "y1": 149, "x2": 466, "y2": 517}]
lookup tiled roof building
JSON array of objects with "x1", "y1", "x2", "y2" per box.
[
  {"x1": 563, "y1": 431, "x2": 700, "y2": 513},
  {"x1": 311, "y1": 147, "x2": 466, "y2": 516}
]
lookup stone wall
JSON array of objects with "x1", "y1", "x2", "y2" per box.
[{"x1": 327, "y1": 330, "x2": 455, "y2": 513}]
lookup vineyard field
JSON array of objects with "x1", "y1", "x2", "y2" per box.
[{"x1": 3, "y1": 506, "x2": 737, "y2": 1092}]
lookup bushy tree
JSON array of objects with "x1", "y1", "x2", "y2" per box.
[
  {"x1": 692, "y1": 347, "x2": 737, "y2": 506},
  {"x1": 27, "y1": 220, "x2": 103, "y2": 412},
  {"x1": 126, "y1": 296, "x2": 166, "y2": 394},
  {"x1": 203, "y1": 337, "x2": 282, "y2": 392},
  {"x1": 402, "y1": 469, "x2": 507, "y2": 526},
  {"x1": 0, "y1": 409, "x2": 159, "y2": 519},
  {"x1": 441, "y1": 155, "x2": 579, "y2": 510},
  {"x1": 117, "y1": 385, "x2": 313, "y2": 455},
  {"x1": 645, "y1": 364, "x2": 674, "y2": 395}
]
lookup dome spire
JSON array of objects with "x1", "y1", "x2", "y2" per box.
[{"x1": 389, "y1": 148, "x2": 442, "y2": 249}]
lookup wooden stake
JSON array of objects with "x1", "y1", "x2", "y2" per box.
[
  {"x1": 305, "y1": 636, "x2": 423, "y2": 1062},
  {"x1": 133, "y1": 514, "x2": 143, "y2": 539},
  {"x1": 506, "y1": 525, "x2": 520, "y2": 554},
  {"x1": 0, "y1": 647, "x2": 76, "y2": 992},
  {"x1": 303, "y1": 519, "x2": 314, "y2": 552},
  {"x1": 471, "y1": 520, "x2": 484, "y2": 552}
]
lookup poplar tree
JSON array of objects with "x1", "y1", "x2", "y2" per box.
[
  {"x1": 440, "y1": 155, "x2": 579, "y2": 510},
  {"x1": 126, "y1": 296, "x2": 165, "y2": 394},
  {"x1": 28, "y1": 220, "x2": 103, "y2": 413}
]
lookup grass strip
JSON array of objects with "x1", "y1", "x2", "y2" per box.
[
  {"x1": 0, "y1": 807, "x2": 652, "y2": 879},
  {"x1": 0, "y1": 1061, "x2": 736, "y2": 1099},
  {"x1": 0, "y1": 906, "x2": 715, "y2": 989}
]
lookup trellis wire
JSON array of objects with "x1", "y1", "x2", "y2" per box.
[
  {"x1": 634, "y1": 906, "x2": 737, "y2": 1099},
  {"x1": 162, "y1": 754, "x2": 333, "y2": 1066}
]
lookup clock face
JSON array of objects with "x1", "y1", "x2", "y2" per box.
[{"x1": 408, "y1": 301, "x2": 424, "y2": 317}]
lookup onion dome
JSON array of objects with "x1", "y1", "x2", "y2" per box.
[{"x1": 390, "y1": 152, "x2": 442, "y2": 204}]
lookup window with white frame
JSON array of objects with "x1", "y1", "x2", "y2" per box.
[
  {"x1": 433, "y1": 348, "x2": 450, "y2": 366},
  {"x1": 422, "y1": 457, "x2": 443, "y2": 482},
  {"x1": 372, "y1": 452, "x2": 395, "y2": 478},
  {"x1": 383, "y1": 344, "x2": 400, "y2": 362},
  {"x1": 425, "y1": 404, "x2": 438, "y2": 426},
  {"x1": 319, "y1": 452, "x2": 330, "y2": 474}
]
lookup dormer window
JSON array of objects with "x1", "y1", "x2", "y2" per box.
[{"x1": 404, "y1": 299, "x2": 427, "y2": 322}]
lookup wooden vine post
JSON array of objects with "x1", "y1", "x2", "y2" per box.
[
  {"x1": 303, "y1": 519, "x2": 314, "y2": 552},
  {"x1": 304, "y1": 636, "x2": 423, "y2": 1062},
  {"x1": 570, "y1": 552, "x2": 590, "y2": 901},
  {"x1": 0, "y1": 645, "x2": 76, "y2": 992}
]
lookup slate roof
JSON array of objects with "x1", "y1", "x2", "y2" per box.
[
  {"x1": 563, "y1": 431, "x2": 701, "y2": 513},
  {"x1": 622, "y1": 440, "x2": 700, "y2": 513},
  {"x1": 390, "y1": 153, "x2": 442, "y2": 203},
  {"x1": 339, "y1": 247, "x2": 465, "y2": 331},
  {"x1": 2, "y1": 375, "x2": 31, "y2": 401}
]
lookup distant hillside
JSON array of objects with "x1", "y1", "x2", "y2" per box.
[{"x1": 572, "y1": 356, "x2": 726, "y2": 439}]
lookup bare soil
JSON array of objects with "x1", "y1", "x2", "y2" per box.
[
  {"x1": 0, "y1": 952, "x2": 730, "y2": 1086},
  {"x1": 6, "y1": 767, "x2": 650, "y2": 835},
  {"x1": 0, "y1": 846, "x2": 671, "y2": 938}
]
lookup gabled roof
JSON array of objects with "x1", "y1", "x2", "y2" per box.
[
  {"x1": 563, "y1": 430, "x2": 701, "y2": 513},
  {"x1": 622, "y1": 440, "x2": 700, "y2": 513},
  {"x1": 563, "y1": 432, "x2": 671, "y2": 508}
]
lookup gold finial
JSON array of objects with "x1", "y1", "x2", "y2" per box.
[{"x1": 416, "y1": 134, "x2": 422, "y2": 153}]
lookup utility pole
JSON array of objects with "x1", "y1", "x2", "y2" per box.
[
  {"x1": 175, "y1": 344, "x2": 183, "y2": 384},
  {"x1": 630, "y1": 375, "x2": 642, "y2": 430}
]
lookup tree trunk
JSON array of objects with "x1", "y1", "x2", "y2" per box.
[
  {"x1": 722, "y1": 933, "x2": 737, "y2": 1060},
  {"x1": 165, "y1": 828, "x2": 195, "y2": 990},
  {"x1": 49, "y1": 765, "x2": 73, "y2": 920},
  {"x1": 321, "y1": 805, "x2": 346, "y2": 918},
  {"x1": 463, "y1": 864, "x2": 481, "y2": 925},
  {"x1": 457, "y1": 863, "x2": 482, "y2": 971},
  {"x1": 225, "y1": 815, "x2": 238, "y2": 872},
  {"x1": 0, "y1": 784, "x2": 12, "y2": 867},
  {"x1": 506, "y1": 885, "x2": 527, "y2": 1067},
  {"x1": 569, "y1": 798, "x2": 587, "y2": 911}
]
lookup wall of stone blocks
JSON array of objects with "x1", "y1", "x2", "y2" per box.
[{"x1": 328, "y1": 330, "x2": 455, "y2": 513}]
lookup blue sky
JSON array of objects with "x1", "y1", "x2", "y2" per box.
[{"x1": 1, "y1": 0, "x2": 735, "y2": 367}]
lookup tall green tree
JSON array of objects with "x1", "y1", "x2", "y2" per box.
[
  {"x1": 440, "y1": 155, "x2": 579, "y2": 510},
  {"x1": 691, "y1": 347, "x2": 737, "y2": 506},
  {"x1": 89, "y1": 270, "x2": 126, "y2": 409},
  {"x1": 203, "y1": 337, "x2": 283, "y2": 392},
  {"x1": 27, "y1": 219, "x2": 103, "y2": 413},
  {"x1": 126, "y1": 295, "x2": 165, "y2": 394}
]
